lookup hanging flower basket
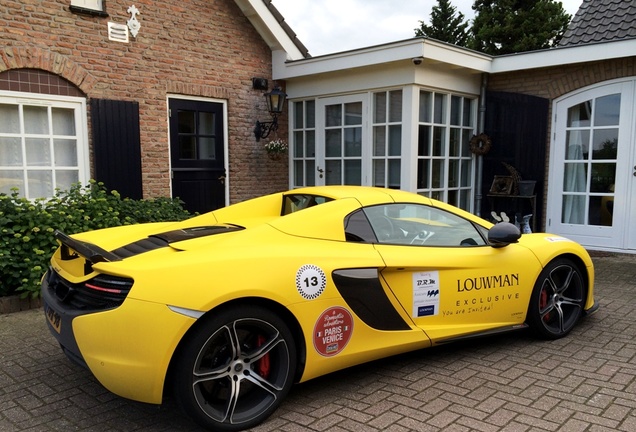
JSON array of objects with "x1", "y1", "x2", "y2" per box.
[{"x1": 264, "y1": 139, "x2": 288, "y2": 160}]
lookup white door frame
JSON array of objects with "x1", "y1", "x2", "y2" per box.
[{"x1": 547, "y1": 78, "x2": 636, "y2": 251}]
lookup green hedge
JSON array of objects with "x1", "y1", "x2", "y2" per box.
[{"x1": 0, "y1": 181, "x2": 191, "y2": 299}]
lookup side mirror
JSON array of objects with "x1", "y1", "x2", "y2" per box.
[{"x1": 488, "y1": 222, "x2": 521, "y2": 248}]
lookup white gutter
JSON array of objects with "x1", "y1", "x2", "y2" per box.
[
  {"x1": 274, "y1": 38, "x2": 492, "y2": 80},
  {"x1": 273, "y1": 36, "x2": 636, "y2": 81},
  {"x1": 491, "y1": 38, "x2": 636, "y2": 73}
]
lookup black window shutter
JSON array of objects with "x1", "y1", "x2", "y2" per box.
[
  {"x1": 481, "y1": 91, "x2": 549, "y2": 226},
  {"x1": 90, "y1": 99, "x2": 143, "y2": 199}
]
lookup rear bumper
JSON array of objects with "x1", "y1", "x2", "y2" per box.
[{"x1": 42, "y1": 271, "x2": 198, "y2": 404}]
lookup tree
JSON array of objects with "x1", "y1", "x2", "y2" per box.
[
  {"x1": 415, "y1": 0, "x2": 470, "y2": 46},
  {"x1": 469, "y1": 0, "x2": 571, "y2": 55}
]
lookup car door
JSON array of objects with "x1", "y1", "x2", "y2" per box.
[{"x1": 358, "y1": 203, "x2": 542, "y2": 342}]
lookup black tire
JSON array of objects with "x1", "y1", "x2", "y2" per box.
[
  {"x1": 527, "y1": 258, "x2": 586, "y2": 339},
  {"x1": 173, "y1": 305, "x2": 296, "y2": 431}
]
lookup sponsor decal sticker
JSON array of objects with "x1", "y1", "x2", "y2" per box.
[
  {"x1": 412, "y1": 271, "x2": 440, "y2": 317},
  {"x1": 296, "y1": 264, "x2": 327, "y2": 300},
  {"x1": 313, "y1": 306, "x2": 353, "y2": 356}
]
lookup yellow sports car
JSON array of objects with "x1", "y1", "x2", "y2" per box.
[{"x1": 42, "y1": 186, "x2": 596, "y2": 431}]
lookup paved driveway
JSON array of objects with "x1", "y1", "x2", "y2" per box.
[{"x1": 1, "y1": 254, "x2": 635, "y2": 431}]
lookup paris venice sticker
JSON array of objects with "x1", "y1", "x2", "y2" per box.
[{"x1": 313, "y1": 306, "x2": 353, "y2": 357}]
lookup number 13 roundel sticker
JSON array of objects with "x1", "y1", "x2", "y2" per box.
[{"x1": 296, "y1": 264, "x2": 327, "y2": 300}]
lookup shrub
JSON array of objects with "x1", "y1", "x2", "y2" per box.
[{"x1": 0, "y1": 181, "x2": 191, "y2": 299}]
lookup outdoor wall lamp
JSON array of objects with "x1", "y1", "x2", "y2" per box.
[{"x1": 254, "y1": 86, "x2": 287, "y2": 141}]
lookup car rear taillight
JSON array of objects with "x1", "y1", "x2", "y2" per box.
[{"x1": 46, "y1": 269, "x2": 134, "y2": 310}]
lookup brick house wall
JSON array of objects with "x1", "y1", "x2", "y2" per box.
[
  {"x1": 0, "y1": 0, "x2": 289, "y2": 204},
  {"x1": 487, "y1": 57, "x2": 636, "y2": 217}
]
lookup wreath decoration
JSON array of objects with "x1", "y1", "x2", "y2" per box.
[{"x1": 469, "y1": 133, "x2": 492, "y2": 156}]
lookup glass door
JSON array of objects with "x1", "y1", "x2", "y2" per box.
[
  {"x1": 548, "y1": 80, "x2": 634, "y2": 249},
  {"x1": 315, "y1": 95, "x2": 368, "y2": 186}
]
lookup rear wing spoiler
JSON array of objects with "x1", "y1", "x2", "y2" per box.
[{"x1": 54, "y1": 230, "x2": 122, "y2": 264}]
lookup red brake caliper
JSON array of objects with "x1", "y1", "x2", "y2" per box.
[
  {"x1": 540, "y1": 288, "x2": 550, "y2": 322},
  {"x1": 257, "y1": 335, "x2": 270, "y2": 378}
]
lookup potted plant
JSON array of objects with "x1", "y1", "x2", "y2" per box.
[{"x1": 264, "y1": 138, "x2": 288, "y2": 160}]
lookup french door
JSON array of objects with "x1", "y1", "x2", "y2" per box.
[
  {"x1": 315, "y1": 95, "x2": 368, "y2": 186},
  {"x1": 547, "y1": 79, "x2": 636, "y2": 250}
]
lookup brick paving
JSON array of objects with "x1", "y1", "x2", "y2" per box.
[{"x1": 1, "y1": 254, "x2": 635, "y2": 431}]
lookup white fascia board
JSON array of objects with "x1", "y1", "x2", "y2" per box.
[
  {"x1": 491, "y1": 39, "x2": 636, "y2": 73},
  {"x1": 274, "y1": 38, "x2": 492, "y2": 80},
  {"x1": 233, "y1": 0, "x2": 305, "y2": 61}
]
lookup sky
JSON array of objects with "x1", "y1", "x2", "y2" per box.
[{"x1": 272, "y1": 0, "x2": 584, "y2": 56}]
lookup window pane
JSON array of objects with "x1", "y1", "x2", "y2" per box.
[
  {"x1": 562, "y1": 195, "x2": 585, "y2": 224},
  {"x1": 461, "y1": 160, "x2": 472, "y2": 187},
  {"x1": 28, "y1": 170, "x2": 53, "y2": 197},
  {"x1": 54, "y1": 139, "x2": 78, "y2": 166},
  {"x1": 388, "y1": 125, "x2": 401, "y2": 156},
  {"x1": 418, "y1": 125, "x2": 430, "y2": 156},
  {"x1": 374, "y1": 126, "x2": 386, "y2": 156},
  {"x1": 0, "y1": 170, "x2": 23, "y2": 195},
  {"x1": 0, "y1": 137, "x2": 22, "y2": 166},
  {"x1": 374, "y1": 159, "x2": 385, "y2": 187},
  {"x1": 592, "y1": 129, "x2": 618, "y2": 159},
  {"x1": 563, "y1": 163, "x2": 587, "y2": 192},
  {"x1": 594, "y1": 94, "x2": 620, "y2": 126},
  {"x1": 462, "y1": 99, "x2": 473, "y2": 127},
  {"x1": 433, "y1": 94, "x2": 446, "y2": 124},
  {"x1": 417, "y1": 159, "x2": 429, "y2": 188},
  {"x1": 433, "y1": 127, "x2": 445, "y2": 156},
  {"x1": 178, "y1": 110, "x2": 195, "y2": 133},
  {"x1": 388, "y1": 159, "x2": 400, "y2": 188},
  {"x1": 294, "y1": 160, "x2": 303, "y2": 186},
  {"x1": 374, "y1": 92, "x2": 386, "y2": 123},
  {"x1": 449, "y1": 128, "x2": 461, "y2": 157},
  {"x1": 293, "y1": 131, "x2": 304, "y2": 157},
  {"x1": 388, "y1": 90, "x2": 402, "y2": 123},
  {"x1": 24, "y1": 106, "x2": 49, "y2": 134},
  {"x1": 25, "y1": 138, "x2": 51, "y2": 166},
  {"x1": 306, "y1": 160, "x2": 315, "y2": 186},
  {"x1": 52, "y1": 108, "x2": 76, "y2": 135},
  {"x1": 344, "y1": 160, "x2": 361, "y2": 185},
  {"x1": 590, "y1": 163, "x2": 615, "y2": 193},
  {"x1": 326, "y1": 105, "x2": 342, "y2": 127},
  {"x1": 344, "y1": 128, "x2": 361, "y2": 157},
  {"x1": 567, "y1": 101, "x2": 591, "y2": 127},
  {"x1": 306, "y1": 131, "x2": 315, "y2": 157},
  {"x1": 432, "y1": 159, "x2": 444, "y2": 188},
  {"x1": 179, "y1": 136, "x2": 196, "y2": 159},
  {"x1": 199, "y1": 137, "x2": 215, "y2": 159},
  {"x1": 450, "y1": 96, "x2": 461, "y2": 126},
  {"x1": 294, "y1": 102, "x2": 304, "y2": 129},
  {"x1": 565, "y1": 130, "x2": 589, "y2": 159},
  {"x1": 449, "y1": 159, "x2": 459, "y2": 187},
  {"x1": 419, "y1": 91, "x2": 432, "y2": 123},
  {"x1": 344, "y1": 102, "x2": 362, "y2": 126},
  {"x1": 0, "y1": 104, "x2": 20, "y2": 133},
  {"x1": 326, "y1": 130, "x2": 341, "y2": 157},
  {"x1": 306, "y1": 101, "x2": 315, "y2": 128},
  {"x1": 325, "y1": 160, "x2": 341, "y2": 184},
  {"x1": 198, "y1": 112, "x2": 215, "y2": 135},
  {"x1": 55, "y1": 169, "x2": 79, "y2": 191}
]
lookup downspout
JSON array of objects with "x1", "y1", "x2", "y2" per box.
[{"x1": 475, "y1": 73, "x2": 488, "y2": 217}]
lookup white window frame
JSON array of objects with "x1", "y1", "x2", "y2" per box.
[
  {"x1": 70, "y1": 0, "x2": 104, "y2": 12},
  {"x1": 0, "y1": 91, "x2": 90, "y2": 199}
]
